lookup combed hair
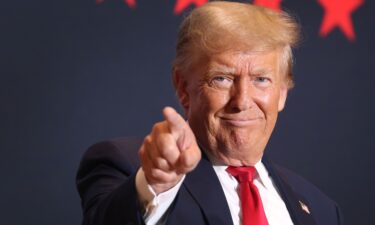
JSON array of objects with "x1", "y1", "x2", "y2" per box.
[{"x1": 173, "y1": 1, "x2": 300, "y2": 89}]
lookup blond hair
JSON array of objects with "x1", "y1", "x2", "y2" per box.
[{"x1": 173, "y1": 1, "x2": 300, "y2": 88}]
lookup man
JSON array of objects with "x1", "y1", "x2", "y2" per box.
[{"x1": 76, "y1": 2, "x2": 343, "y2": 225}]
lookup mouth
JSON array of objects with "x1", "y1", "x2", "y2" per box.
[{"x1": 220, "y1": 117, "x2": 260, "y2": 127}]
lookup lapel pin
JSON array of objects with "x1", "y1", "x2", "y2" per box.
[{"x1": 299, "y1": 200, "x2": 311, "y2": 214}]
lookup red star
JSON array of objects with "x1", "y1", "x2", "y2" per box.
[
  {"x1": 318, "y1": 0, "x2": 364, "y2": 41},
  {"x1": 96, "y1": 0, "x2": 136, "y2": 9},
  {"x1": 174, "y1": 0, "x2": 208, "y2": 15},
  {"x1": 253, "y1": 0, "x2": 282, "y2": 12}
]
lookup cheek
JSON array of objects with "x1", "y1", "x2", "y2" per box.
[
  {"x1": 255, "y1": 88, "x2": 281, "y2": 115},
  {"x1": 188, "y1": 88, "x2": 230, "y2": 130},
  {"x1": 203, "y1": 90, "x2": 231, "y2": 114}
]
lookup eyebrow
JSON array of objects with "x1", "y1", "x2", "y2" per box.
[
  {"x1": 251, "y1": 68, "x2": 273, "y2": 75},
  {"x1": 207, "y1": 64, "x2": 273, "y2": 77},
  {"x1": 206, "y1": 65, "x2": 236, "y2": 76}
]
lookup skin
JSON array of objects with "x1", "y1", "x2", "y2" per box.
[
  {"x1": 139, "y1": 107, "x2": 201, "y2": 194},
  {"x1": 139, "y1": 49, "x2": 288, "y2": 194}
]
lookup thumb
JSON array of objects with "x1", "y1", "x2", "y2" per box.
[{"x1": 177, "y1": 142, "x2": 202, "y2": 174}]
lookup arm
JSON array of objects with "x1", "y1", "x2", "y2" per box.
[
  {"x1": 76, "y1": 140, "x2": 145, "y2": 225},
  {"x1": 76, "y1": 107, "x2": 201, "y2": 225}
]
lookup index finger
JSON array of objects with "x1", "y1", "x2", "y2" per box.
[
  {"x1": 163, "y1": 106, "x2": 186, "y2": 134},
  {"x1": 163, "y1": 106, "x2": 189, "y2": 150}
]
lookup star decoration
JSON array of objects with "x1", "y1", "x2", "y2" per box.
[
  {"x1": 253, "y1": 0, "x2": 282, "y2": 12},
  {"x1": 318, "y1": 0, "x2": 364, "y2": 41},
  {"x1": 125, "y1": 0, "x2": 136, "y2": 8},
  {"x1": 96, "y1": 0, "x2": 136, "y2": 9},
  {"x1": 174, "y1": 0, "x2": 208, "y2": 15}
]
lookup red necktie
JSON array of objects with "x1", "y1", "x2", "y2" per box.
[{"x1": 226, "y1": 166, "x2": 269, "y2": 225}]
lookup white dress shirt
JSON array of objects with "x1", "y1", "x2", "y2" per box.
[{"x1": 135, "y1": 161, "x2": 294, "y2": 225}]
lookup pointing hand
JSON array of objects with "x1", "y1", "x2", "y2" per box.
[{"x1": 139, "y1": 107, "x2": 201, "y2": 194}]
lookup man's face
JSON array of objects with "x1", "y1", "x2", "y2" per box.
[{"x1": 176, "y1": 50, "x2": 288, "y2": 166}]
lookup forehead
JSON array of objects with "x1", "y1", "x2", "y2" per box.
[{"x1": 205, "y1": 50, "x2": 281, "y2": 75}]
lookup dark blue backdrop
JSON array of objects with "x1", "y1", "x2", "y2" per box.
[{"x1": 1, "y1": 0, "x2": 374, "y2": 224}]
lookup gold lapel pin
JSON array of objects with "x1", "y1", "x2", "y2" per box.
[{"x1": 299, "y1": 200, "x2": 311, "y2": 214}]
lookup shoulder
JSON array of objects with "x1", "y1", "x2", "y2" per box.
[
  {"x1": 76, "y1": 137, "x2": 145, "y2": 225},
  {"x1": 273, "y1": 164, "x2": 334, "y2": 204},
  {"x1": 80, "y1": 137, "x2": 142, "y2": 169},
  {"x1": 270, "y1": 162, "x2": 344, "y2": 224},
  {"x1": 76, "y1": 137, "x2": 143, "y2": 187},
  {"x1": 76, "y1": 137, "x2": 143, "y2": 203}
]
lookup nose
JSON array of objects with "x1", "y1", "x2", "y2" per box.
[{"x1": 229, "y1": 78, "x2": 253, "y2": 112}]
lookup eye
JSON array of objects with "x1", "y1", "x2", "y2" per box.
[
  {"x1": 253, "y1": 76, "x2": 271, "y2": 87},
  {"x1": 255, "y1": 77, "x2": 268, "y2": 82},
  {"x1": 209, "y1": 76, "x2": 233, "y2": 89}
]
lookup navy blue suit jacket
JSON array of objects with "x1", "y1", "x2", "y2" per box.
[{"x1": 76, "y1": 137, "x2": 343, "y2": 225}]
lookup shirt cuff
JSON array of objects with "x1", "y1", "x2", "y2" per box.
[{"x1": 135, "y1": 168, "x2": 185, "y2": 225}]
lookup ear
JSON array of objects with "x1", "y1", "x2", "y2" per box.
[
  {"x1": 172, "y1": 69, "x2": 190, "y2": 111},
  {"x1": 277, "y1": 83, "x2": 288, "y2": 112}
]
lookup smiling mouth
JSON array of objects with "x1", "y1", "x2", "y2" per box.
[{"x1": 220, "y1": 117, "x2": 260, "y2": 127}]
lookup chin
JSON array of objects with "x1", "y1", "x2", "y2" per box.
[
  {"x1": 226, "y1": 141, "x2": 264, "y2": 159},
  {"x1": 216, "y1": 150, "x2": 262, "y2": 166}
]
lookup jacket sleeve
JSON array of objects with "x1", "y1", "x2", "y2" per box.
[{"x1": 76, "y1": 139, "x2": 145, "y2": 225}]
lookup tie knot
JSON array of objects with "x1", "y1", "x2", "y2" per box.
[{"x1": 226, "y1": 166, "x2": 256, "y2": 183}]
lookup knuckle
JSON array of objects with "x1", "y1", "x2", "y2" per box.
[
  {"x1": 150, "y1": 168, "x2": 163, "y2": 180},
  {"x1": 153, "y1": 157, "x2": 163, "y2": 168},
  {"x1": 151, "y1": 123, "x2": 159, "y2": 133},
  {"x1": 156, "y1": 134, "x2": 172, "y2": 150},
  {"x1": 155, "y1": 158, "x2": 170, "y2": 171},
  {"x1": 156, "y1": 135, "x2": 177, "y2": 157},
  {"x1": 161, "y1": 148, "x2": 177, "y2": 162},
  {"x1": 155, "y1": 133, "x2": 167, "y2": 147},
  {"x1": 143, "y1": 135, "x2": 152, "y2": 146},
  {"x1": 151, "y1": 122, "x2": 165, "y2": 134},
  {"x1": 143, "y1": 136, "x2": 156, "y2": 156}
]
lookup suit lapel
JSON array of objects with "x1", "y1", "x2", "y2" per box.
[
  {"x1": 181, "y1": 152, "x2": 317, "y2": 225},
  {"x1": 183, "y1": 155, "x2": 234, "y2": 225},
  {"x1": 263, "y1": 157, "x2": 316, "y2": 225}
]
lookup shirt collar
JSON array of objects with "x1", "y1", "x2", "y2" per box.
[
  {"x1": 212, "y1": 160, "x2": 273, "y2": 190},
  {"x1": 199, "y1": 145, "x2": 273, "y2": 190},
  {"x1": 254, "y1": 160, "x2": 273, "y2": 190}
]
